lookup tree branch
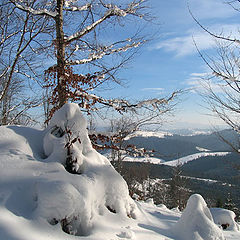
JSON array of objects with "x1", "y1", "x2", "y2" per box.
[
  {"x1": 66, "y1": 40, "x2": 143, "y2": 65},
  {"x1": 63, "y1": 3, "x2": 91, "y2": 12},
  {"x1": 189, "y1": 6, "x2": 240, "y2": 44},
  {"x1": 65, "y1": 2, "x2": 144, "y2": 44},
  {"x1": 10, "y1": 1, "x2": 57, "y2": 18}
]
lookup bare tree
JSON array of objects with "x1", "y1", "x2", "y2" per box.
[
  {"x1": 0, "y1": 0, "x2": 50, "y2": 125},
  {"x1": 189, "y1": 4, "x2": 240, "y2": 153},
  {"x1": 0, "y1": 75, "x2": 41, "y2": 125}
]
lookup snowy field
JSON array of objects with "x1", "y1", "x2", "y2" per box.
[{"x1": 0, "y1": 103, "x2": 239, "y2": 240}]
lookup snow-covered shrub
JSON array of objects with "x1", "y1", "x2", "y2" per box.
[
  {"x1": 210, "y1": 208, "x2": 239, "y2": 231},
  {"x1": 39, "y1": 103, "x2": 138, "y2": 235},
  {"x1": 172, "y1": 194, "x2": 225, "y2": 240},
  {"x1": 43, "y1": 103, "x2": 89, "y2": 172}
]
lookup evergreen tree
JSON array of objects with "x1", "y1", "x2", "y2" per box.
[
  {"x1": 168, "y1": 164, "x2": 191, "y2": 211},
  {"x1": 224, "y1": 192, "x2": 240, "y2": 220}
]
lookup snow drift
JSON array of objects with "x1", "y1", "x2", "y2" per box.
[
  {"x1": 172, "y1": 194, "x2": 225, "y2": 240},
  {"x1": 210, "y1": 208, "x2": 239, "y2": 231}
]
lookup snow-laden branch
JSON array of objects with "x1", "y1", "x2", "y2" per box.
[
  {"x1": 10, "y1": 1, "x2": 57, "y2": 18},
  {"x1": 63, "y1": 3, "x2": 91, "y2": 12},
  {"x1": 65, "y1": 12, "x2": 113, "y2": 44},
  {"x1": 100, "y1": 0, "x2": 145, "y2": 16},
  {"x1": 65, "y1": 2, "x2": 144, "y2": 44},
  {"x1": 78, "y1": 90, "x2": 179, "y2": 113},
  {"x1": 66, "y1": 41, "x2": 143, "y2": 65}
]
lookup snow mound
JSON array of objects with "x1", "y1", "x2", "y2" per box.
[
  {"x1": 210, "y1": 208, "x2": 240, "y2": 231},
  {"x1": 117, "y1": 227, "x2": 136, "y2": 239},
  {"x1": 43, "y1": 103, "x2": 109, "y2": 170},
  {"x1": 40, "y1": 103, "x2": 139, "y2": 235},
  {"x1": 172, "y1": 194, "x2": 225, "y2": 240}
]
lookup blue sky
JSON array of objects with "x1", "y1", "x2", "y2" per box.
[{"x1": 103, "y1": 0, "x2": 239, "y2": 129}]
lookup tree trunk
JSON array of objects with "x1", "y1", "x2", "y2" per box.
[
  {"x1": 1, "y1": 96, "x2": 8, "y2": 125},
  {"x1": 55, "y1": 0, "x2": 66, "y2": 108}
]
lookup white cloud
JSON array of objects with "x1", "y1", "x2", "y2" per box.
[
  {"x1": 141, "y1": 88, "x2": 164, "y2": 91},
  {"x1": 155, "y1": 31, "x2": 214, "y2": 57},
  {"x1": 189, "y1": 0, "x2": 237, "y2": 20},
  {"x1": 185, "y1": 72, "x2": 225, "y2": 94},
  {"x1": 155, "y1": 24, "x2": 240, "y2": 57},
  {"x1": 141, "y1": 87, "x2": 165, "y2": 96}
]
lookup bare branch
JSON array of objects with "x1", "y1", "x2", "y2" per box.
[
  {"x1": 0, "y1": 67, "x2": 9, "y2": 79},
  {"x1": 189, "y1": 6, "x2": 240, "y2": 44},
  {"x1": 0, "y1": 30, "x2": 20, "y2": 46},
  {"x1": 0, "y1": 10, "x2": 46, "y2": 102}
]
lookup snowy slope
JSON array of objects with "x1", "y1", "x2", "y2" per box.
[
  {"x1": 162, "y1": 152, "x2": 230, "y2": 166},
  {"x1": 122, "y1": 152, "x2": 230, "y2": 167},
  {"x1": 0, "y1": 104, "x2": 239, "y2": 240}
]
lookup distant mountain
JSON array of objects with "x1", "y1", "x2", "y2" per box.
[
  {"x1": 122, "y1": 129, "x2": 240, "y2": 209},
  {"x1": 167, "y1": 128, "x2": 212, "y2": 136},
  {"x1": 182, "y1": 152, "x2": 240, "y2": 182},
  {"x1": 125, "y1": 129, "x2": 238, "y2": 160}
]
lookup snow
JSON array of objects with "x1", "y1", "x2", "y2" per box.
[
  {"x1": 121, "y1": 151, "x2": 229, "y2": 167},
  {"x1": 13, "y1": 1, "x2": 57, "y2": 18},
  {"x1": 172, "y1": 194, "x2": 225, "y2": 240},
  {"x1": 196, "y1": 146, "x2": 210, "y2": 152},
  {"x1": 41, "y1": 103, "x2": 138, "y2": 233},
  {"x1": 0, "y1": 103, "x2": 239, "y2": 239},
  {"x1": 162, "y1": 152, "x2": 230, "y2": 167},
  {"x1": 124, "y1": 130, "x2": 173, "y2": 140},
  {"x1": 210, "y1": 208, "x2": 240, "y2": 231},
  {"x1": 123, "y1": 156, "x2": 165, "y2": 164}
]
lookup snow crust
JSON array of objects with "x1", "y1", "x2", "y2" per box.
[{"x1": 172, "y1": 194, "x2": 225, "y2": 240}]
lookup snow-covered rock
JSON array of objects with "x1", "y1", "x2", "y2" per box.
[
  {"x1": 210, "y1": 208, "x2": 240, "y2": 231},
  {"x1": 172, "y1": 194, "x2": 225, "y2": 240}
]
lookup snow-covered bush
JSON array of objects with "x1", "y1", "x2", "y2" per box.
[
  {"x1": 172, "y1": 194, "x2": 225, "y2": 240},
  {"x1": 210, "y1": 208, "x2": 240, "y2": 231},
  {"x1": 39, "y1": 103, "x2": 138, "y2": 235}
]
